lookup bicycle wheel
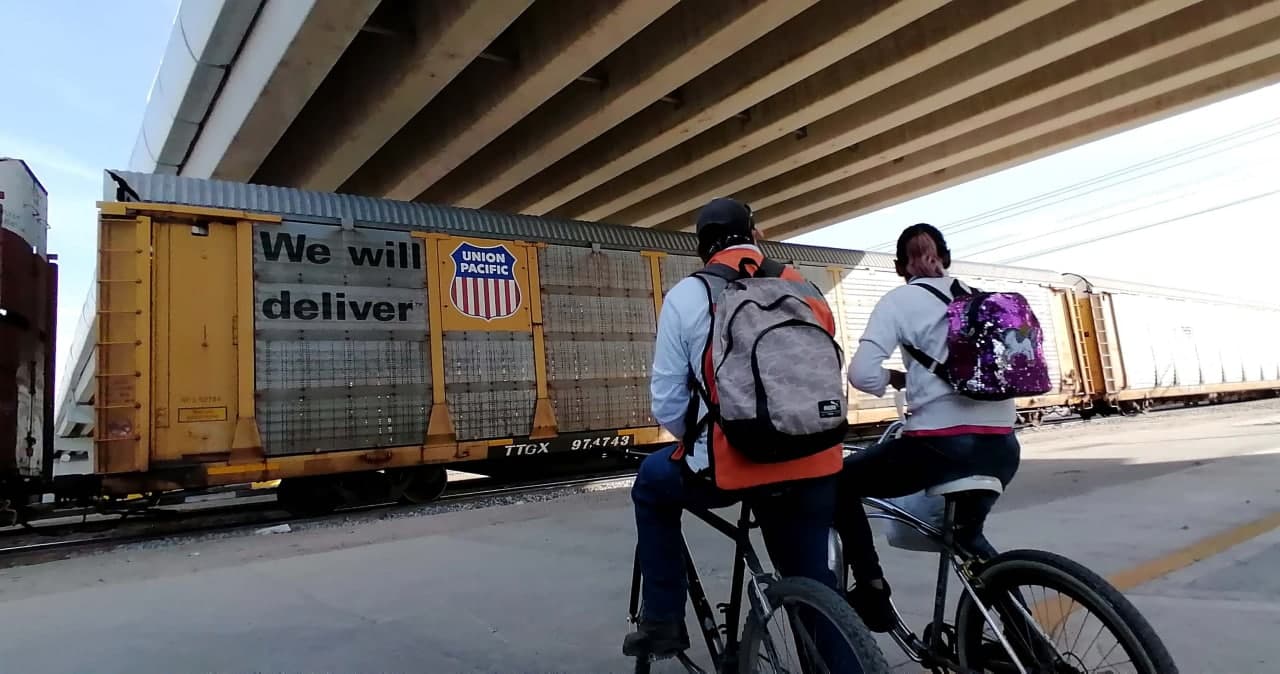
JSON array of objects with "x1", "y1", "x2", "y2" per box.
[
  {"x1": 738, "y1": 576, "x2": 892, "y2": 673},
  {"x1": 954, "y1": 549, "x2": 1178, "y2": 674}
]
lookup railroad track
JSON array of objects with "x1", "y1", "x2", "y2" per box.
[
  {"x1": 0, "y1": 470, "x2": 638, "y2": 565},
  {"x1": 0, "y1": 411, "x2": 1104, "y2": 565}
]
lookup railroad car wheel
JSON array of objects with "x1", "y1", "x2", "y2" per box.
[
  {"x1": 389, "y1": 466, "x2": 448, "y2": 505},
  {"x1": 1018, "y1": 411, "x2": 1044, "y2": 427}
]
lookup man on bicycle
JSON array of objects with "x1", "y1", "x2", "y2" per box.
[
  {"x1": 837, "y1": 223, "x2": 1022, "y2": 633},
  {"x1": 623, "y1": 197, "x2": 847, "y2": 658}
]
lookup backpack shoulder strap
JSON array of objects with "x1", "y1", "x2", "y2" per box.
[
  {"x1": 951, "y1": 278, "x2": 978, "y2": 297},
  {"x1": 697, "y1": 262, "x2": 741, "y2": 282},
  {"x1": 753, "y1": 257, "x2": 786, "y2": 278},
  {"x1": 901, "y1": 342, "x2": 951, "y2": 383},
  {"x1": 911, "y1": 281, "x2": 952, "y2": 305},
  {"x1": 903, "y1": 281, "x2": 956, "y2": 384}
]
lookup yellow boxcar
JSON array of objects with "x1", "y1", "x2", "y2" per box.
[{"x1": 63, "y1": 172, "x2": 1093, "y2": 509}]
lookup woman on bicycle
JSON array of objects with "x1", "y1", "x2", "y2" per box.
[{"x1": 836, "y1": 223, "x2": 1022, "y2": 633}]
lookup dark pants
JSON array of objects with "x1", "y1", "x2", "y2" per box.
[
  {"x1": 632, "y1": 445, "x2": 839, "y2": 622},
  {"x1": 835, "y1": 433, "x2": 1021, "y2": 583}
]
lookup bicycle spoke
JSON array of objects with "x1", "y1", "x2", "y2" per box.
[
  {"x1": 1068, "y1": 593, "x2": 1091, "y2": 656},
  {"x1": 740, "y1": 577, "x2": 889, "y2": 674},
  {"x1": 1079, "y1": 617, "x2": 1110, "y2": 662},
  {"x1": 1002, "y1": 584, "x2": 1148, "y2": 673},
  {"x1": 955, "y1": 552, "x2": 1175, "y2": 674},
  {"x1": 788, "y1": 606, "x2": 834, "y2": 674}
]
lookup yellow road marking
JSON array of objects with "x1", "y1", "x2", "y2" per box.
[
  {"x1": 1031, "y1": 510, "x2": 1280, "y2": 631},
  {"x1": 1106, "y1": 510, "x2": 1280, "y2": 591}
]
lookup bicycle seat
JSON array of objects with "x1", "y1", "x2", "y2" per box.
[{"x1": 926, "y1": 475, "x2": 1003, "y2": 497}]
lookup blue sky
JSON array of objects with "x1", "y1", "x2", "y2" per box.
[
  {"x1": 1, "y1": 0, "x2": 1276, "y2": 375},
  {"x1": 1, "y1": 0, "x2": 179, "y2": 378}
]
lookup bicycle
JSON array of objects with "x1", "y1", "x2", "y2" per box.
[
  {"x1": 834, "y1": 393, "x2": 1179, "y2": 673},
  {"x1": 621, "y1": 448, "x2": 891, "y2": 673}
]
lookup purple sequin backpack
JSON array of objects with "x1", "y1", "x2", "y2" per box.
[{"x1": 901, "y1": 281, "x2": 1052, "y2": 401}]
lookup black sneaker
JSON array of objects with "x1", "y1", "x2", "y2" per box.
[
  {"x1": 847, "y1": 579, "x2": 896, "y2": 633},
  {"x1": 622, "y1": 620, "x2": 690, "y2": 658}
]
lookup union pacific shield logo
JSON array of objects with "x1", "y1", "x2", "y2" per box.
[{"x1": 449, "y1": 242, "x2": 522, "y2": 321}]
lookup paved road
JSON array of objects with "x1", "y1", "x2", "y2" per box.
[{"x1": 3, "y1": 399, "x2": 1280, "y2": 673}]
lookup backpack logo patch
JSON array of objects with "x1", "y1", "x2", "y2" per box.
[
  {"x1": 449, "y1": 242, "x2": 522, "y2": 321},
  {"x1": 1000, "y1": 326, "x2": 1037, "y2": 361},
  {"x1": 817, "y1": 399, "x2": 842, "y2": 419}
]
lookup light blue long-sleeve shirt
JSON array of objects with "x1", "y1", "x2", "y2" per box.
[{"x1": 650, "y1": 245, "x2": 761, "y2": 472}]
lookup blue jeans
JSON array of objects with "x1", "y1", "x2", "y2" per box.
[
  {"x1": 632, "y1": 445, "x2": 840, "y2": 623},
  {"x1": 835, "y1": 432, "x2": 1021, "y2": 583},
  {"x1": 634, "y1": 446, "x2": 868, "y2": 673}
]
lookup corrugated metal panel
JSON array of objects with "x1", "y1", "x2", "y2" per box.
[
  {"x1": 540, "y1": 244, "x2": 656, "y2": 432},
  {"x1": 661, "y1": 254, "x2": 703, "y2": 295},
  {"x1": 1216, "y1": 304, "x2": 1244, "y2": 384},
  {"x1": 1249, "y1": 306, "x2": 1271, "y2": 381},
  {"x1": 1110, "y1": 294, "x2": 1157, "y2": 390},
  {"x1": 1235, "y1": 305, "x2": 1260, "y2": 382},
  {"x1": 795, "y1": 264, "x2": 853, "y2": 383},
  {"x1": 104, "y1": 171, "x2": 1064, "y2": 282},
  {"x1": 12, "y1": 338, "x2": 45, "y2": 476},
  {"x1": 1195, "y1": 303, "x2": 1225, "y2": 386},
  {"x1": 1110, "y1": 289, "x2": 1280, "y2": 393},
  {"x1": 444, "y1": 332, "x2": 536, "y2": 441},
  {"x1": 827, "y1": 268, "x2": 856, "y2": 371},
  {"x1": 1266, "y1": 311, "x2": 1280, "y2": 381},
  {"x1": 1152, "y1": 299, "x2": 1179, "y2": 388},
  {"x1": 840, "y1": 268, "x2": 904, "y2": 411},
  {"x1": 1270, "y1": 313, "x2": 1280, "y2": 380},
  {"x1": 1169, "y1": 300, "x2": 1202, "y2": 387},
  {"x1": 1260, "y1": 312, "x2": 1274, "y2": 381},
  {"x1": 253, "y1": 221, "x2": 430, "y2": 455},
  {"x1": 1, "y1": 158, "x2": 50, "y2": 256}
]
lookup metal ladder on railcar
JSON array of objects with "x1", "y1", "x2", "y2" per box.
[
  {"x1": 1089, "y1": 295, "x2": 1119, "y2": 394},
  {"x1": 93, "y1": 216, "x2": 150, "y2": 473},
  {"x1": 1066, "y1": 296, "x2": 1098, "y2": 405}
]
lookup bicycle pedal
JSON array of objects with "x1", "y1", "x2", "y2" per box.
[{"x1": 922, "y1": 622, "x2": 958, "y2": 656}]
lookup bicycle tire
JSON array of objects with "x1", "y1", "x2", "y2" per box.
[
  {"x1": 738, "y1": 576, "x2": 892, "y2": 674},
  {"x1": 954, "y1": 548, "x2": 1178, "y2": 674}
]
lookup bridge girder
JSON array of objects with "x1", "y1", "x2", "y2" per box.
[{"x1": 135, "y1": 0, "x2": 1280, "y2": 240}]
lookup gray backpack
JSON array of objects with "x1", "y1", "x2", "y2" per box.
[{"x1": 690, "y1": 258, "x2": 849, "y2": 464}]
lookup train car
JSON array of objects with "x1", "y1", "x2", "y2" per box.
[
  {"x1": 11, "y1": 169, "x2": 1273, "y2": 521},
  {"x1": 0, "y1": 158, "x2": 57, "y2": 526},
  {"x1": 16, "y1": 171, "x2": 1086, "y2": 517},
  {"x1": 1061, "y1": 274, "x2": 1280, "y2": 413}
]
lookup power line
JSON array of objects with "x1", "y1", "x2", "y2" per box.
[
  {"x1": 865, "y1": 116, "x2": 1280, "y2": 251},
  {"x1": 961, "y1": 163, "x2": 1252, "y2": 257},
  {"x1": 937, "y1": 123, "x2": 1280, "y2": 241},
  {"x1": 994, "y1": 187, "x2": 1280, "y2": 264},
  {"x1": 939, "y1": 119, "x2": 1280, "y2": 232}
]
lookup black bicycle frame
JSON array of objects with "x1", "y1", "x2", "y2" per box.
[
  {"x1": 855, "y1": 493, "x2": 1031, "y2": 674},
  {"x1": 628, "y1": 501, "x2": 770, "y2": 674}
]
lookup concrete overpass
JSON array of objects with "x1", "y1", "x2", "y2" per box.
[
  {"x1": 57, "y1": 0, "x2": 1279, "y2": 439},
  {"x1": 130, "y1": 0, "x2": 1280, "y2": 240}
]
